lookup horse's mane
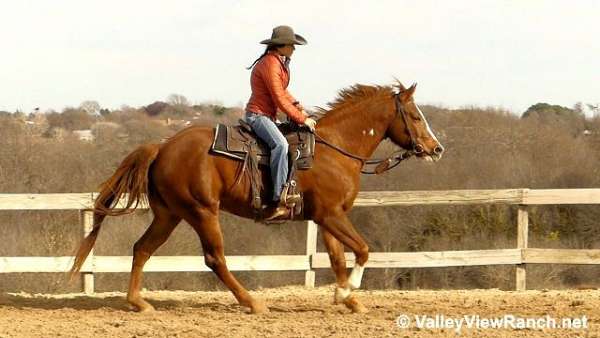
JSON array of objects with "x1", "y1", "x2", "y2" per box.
[{"x1": 315, "y1": 84, "x2": 394, "y2": 114}]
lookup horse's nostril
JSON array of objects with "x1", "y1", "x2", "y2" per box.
[
  {"x1": 434, "y1": 146, "x2": 444, "y2": 154},
  {"x1": 414, "y1": 144, "x2": 424, "y2": 153}
]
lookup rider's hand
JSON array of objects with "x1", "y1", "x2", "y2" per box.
[{"x1": 304, "y1": 117, "x2": 317, "y2": 132}]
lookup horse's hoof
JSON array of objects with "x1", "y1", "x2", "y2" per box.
[
  {"x1": 128, "y1": 298, "x2": 155, "y2": 313},
  {"x1": 138, "y1": 305, "x2": 156, "y2": 313},
  {"x1": 344, "y1": 296, "x2": 369, "y2": 314},
  {"x1": 250, "y1": 299, "x2": 269, "y2": 314}
]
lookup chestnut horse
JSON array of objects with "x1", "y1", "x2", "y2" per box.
[{"x1": 70, "y1": 81, "x2": 444, "y2": 314}]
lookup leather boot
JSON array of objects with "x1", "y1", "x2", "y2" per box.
[{"x1": 264, "y1": 201, "x2": 290, "y2": 221}]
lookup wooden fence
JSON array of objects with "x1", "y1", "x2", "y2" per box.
[{"x1": 2, "y1": 189, "x2": 600, "y2": 294}]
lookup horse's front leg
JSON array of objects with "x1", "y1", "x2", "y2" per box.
[
  {"x1": 321, "y1": 228, "x2": 368, "y2": 313},
  {"x1": 315, "y1": 210, "x2": 369, "y2": 313}
]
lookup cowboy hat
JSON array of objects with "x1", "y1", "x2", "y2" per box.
[{"x1": 260, "y1": 25, "x2": 307, "y2": 45}]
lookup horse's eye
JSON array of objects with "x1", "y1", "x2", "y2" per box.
[{"x1": 411, "y1": 114, "x2": 422, "y2": 121}]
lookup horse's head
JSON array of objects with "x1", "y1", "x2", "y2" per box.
[{"x1": 386, "y1": 82, "x2": 444, "y2": 161}]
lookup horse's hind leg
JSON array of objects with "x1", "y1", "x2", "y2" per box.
[
  {"x1": 321, "y1": 229, "x2": 368, "y2": 313},
  {"x1": 127, "y1": 205, "x2": 181, "y2": 312},
  {"x1": 186, "y1": 207, "x2": 268, "y2": 314}
]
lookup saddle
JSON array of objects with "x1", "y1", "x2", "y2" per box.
[{"x1": 211, "y1": 119, "x2": 315, "y2": 220}]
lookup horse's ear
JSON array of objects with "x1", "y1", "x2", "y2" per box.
[
  {"x1": 393, "y1": 77, "x2": 407, "y2": 92},
  {"x1": 408, "y1": 82, "x2": 417, "y2": 95},
  {"x1": 401, "y1": 82, "x2": 417, "y2": 99}
]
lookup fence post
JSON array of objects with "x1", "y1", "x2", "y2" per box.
[
  {"x1": 305, "y1": 220, "x2": 318, "y2": 287},
  {"x1": 81, "y1": 209, "x2": 95, "y2": 294},
  {"x1": 516, "y1": 205, "x2": 528, "y2": 291}
]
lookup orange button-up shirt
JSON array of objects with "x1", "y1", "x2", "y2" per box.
[{"x1": 245, "y1": 51, "x2": 306, "y2": 124}]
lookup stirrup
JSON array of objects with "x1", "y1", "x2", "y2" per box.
[
  {"x1": 280, "y1": 181, "x2": 301, "y2": 207},
  {"x1": 285, "y1": 194, "x2": 301, "y2": 205}
]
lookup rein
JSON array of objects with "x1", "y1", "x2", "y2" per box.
[
  {"x1": 314, "y1": 132, "x2": 415, "y2": 175},
  {"x1": 313, "y1": 93, "x2": 419, "y2": 175}
]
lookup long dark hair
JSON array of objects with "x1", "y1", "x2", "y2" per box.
[{"x1": 246, "y1": 44, "x2": 284, "y2": 70}]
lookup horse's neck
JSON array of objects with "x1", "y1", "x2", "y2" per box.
[{"x1": 317, "y1": 100, "x2": 393, "y2": 159}]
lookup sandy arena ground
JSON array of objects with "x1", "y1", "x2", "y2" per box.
[{"x1": 0, "y1": 286, "x2": 598, "y2": 338}]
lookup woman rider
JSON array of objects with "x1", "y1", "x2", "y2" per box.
[{"x1": 245, "y1": 25, "x2": 317, "y2": 220}]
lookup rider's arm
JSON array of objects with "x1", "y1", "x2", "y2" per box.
[{"x1": 263, "y1": 57, "x2": 307, "y2": 124}]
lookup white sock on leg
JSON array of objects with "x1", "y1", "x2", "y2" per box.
[{"x1": 348, "y1": 264, "x2": 365, "y2": 289}]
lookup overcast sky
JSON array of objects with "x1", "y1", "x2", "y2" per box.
[{"x1": 1, "y1": 0, "x2": 598, "y2": 115}]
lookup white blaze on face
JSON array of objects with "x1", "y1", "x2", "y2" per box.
[
  {"x1": 414, "y1": 103, "x2": 441, "y2": 145},
  {"x1": 368, "y1": 128, "x2": 375, "y2": 136}
]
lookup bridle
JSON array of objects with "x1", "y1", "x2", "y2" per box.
[{"x1": 313, "y1": 91, "x2": 423, "y2": 175}]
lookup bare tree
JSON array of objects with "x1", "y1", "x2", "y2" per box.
[
  {"x1": 79, "y1": 100, "x2": 101, "y2": 115},
  {"x1": 167, "y1": 94, "x2": 189, "y2": 107}
]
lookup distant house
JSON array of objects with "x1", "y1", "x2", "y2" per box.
[
  {"x1": 73, "y1": 129, "x2": 95, "y2": 141},
  {"x1": 90, "y1": 121, "x2": 126, "y2": 139}
]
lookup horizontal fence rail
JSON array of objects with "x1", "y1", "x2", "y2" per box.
[
  {"x1": 4, "y1": 188, "x2": 600, "y2": 211},
  {"x1": 0, "y1": 255, "x2": 310, "y2": 273},
  {"x1": 1, "y1": 189, "x2": 600, "y2": 293}
]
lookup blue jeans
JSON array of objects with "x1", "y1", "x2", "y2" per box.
[{"x1": 245, "y1": 112, "x2": 289, "y2": 202}]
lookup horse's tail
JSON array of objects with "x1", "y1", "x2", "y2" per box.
[{"x1": 69, "y1": 144, "x2": 160, "y2": 280}]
